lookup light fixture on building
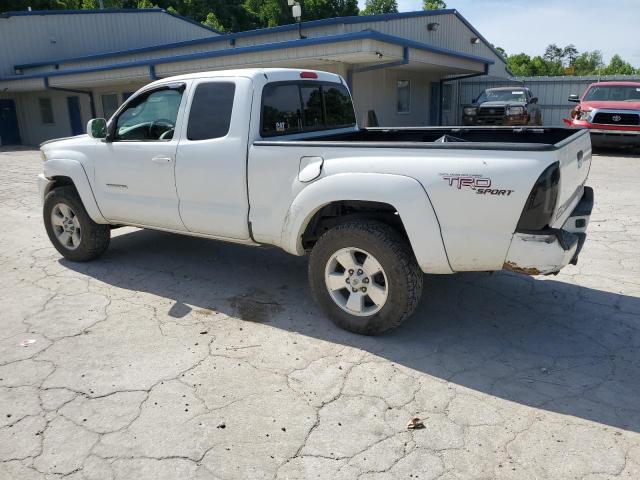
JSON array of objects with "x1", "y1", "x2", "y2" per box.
[
  {"x1": 470, "y1": 37, "x2": 480, "y2": 44},
  {"x1": 427, "y1": 22, "x2": 440, "y2": 31},
  {"x1": 288, "y1": 0, "x2": 306, "y2": 39}
]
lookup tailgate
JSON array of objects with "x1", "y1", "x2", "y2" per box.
[{"x1": 550, "y1": 130, "x2": 592, "y2": 228}]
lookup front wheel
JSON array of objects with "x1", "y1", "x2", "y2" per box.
[
  {"x1": 308, "y1": 221, "x2": 423, "y2": 335},
  {"x1": 43, "y1": 186, "x2": 110, "y2": 262}
]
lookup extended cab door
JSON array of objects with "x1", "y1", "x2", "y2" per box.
[
  {"x1": 174, "y1": 77, "x2": 251, "y2": 239},
  {"x1": 93, "y1": 83, "x2": 187, "y2": 230}
]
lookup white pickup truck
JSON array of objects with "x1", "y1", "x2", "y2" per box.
[{"x1": 38, "y1": 68, "x2": 594, "y2": 335}]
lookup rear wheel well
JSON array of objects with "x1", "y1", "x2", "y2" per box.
[{"x1": 301, "y1": 201, "x2": 408, "y2": 250}]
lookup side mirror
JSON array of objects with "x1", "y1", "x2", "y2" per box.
[
  {"x1": 568, "y1": 94, "x2": 580, "y2": 103},
  {"x1": 530, "y1": 97, "x2": 539, "y2": 104},
  {"x1": 87, "y1": 118, "x2": 107, "y2": 139},
  {"x1": 472, "y1": 97, "x2": 477, "y2": 104}
]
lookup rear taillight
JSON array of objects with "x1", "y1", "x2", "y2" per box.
[
  {"x1": 516, "y1": 162, "x2": 560, "y2": 231},
  {"x1": 300, "y1": 71, "x2": 318, "y2": 79}
]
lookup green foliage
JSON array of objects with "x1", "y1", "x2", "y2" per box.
[
  {"x1": 602, "y1": 54, "x2": 636, "y2": 75},
  {"x1": 362, "y1": 0, "x2": 398, "y2": 15},
  {"x1": 0, "y1": 0, "x2": 360, "y2": 32},
  {"x1": 202, "y1": 11, "x2": 225, "y2": 32},
  {"x1": 423, "y1": 0, "x2": 446, "y2": 10},
  {"x1": 572, "y1": 51, "x2": 604, "y2": 76},
  {"x1": 506, "y1": 44, "x2": 636, "y2": 77}
]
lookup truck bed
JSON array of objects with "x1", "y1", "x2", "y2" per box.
[{"x1": 255, "y1": 126, "x2": 588, "y2": 151}]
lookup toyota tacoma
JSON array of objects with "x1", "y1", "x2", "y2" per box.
[
  {"x1": 462, "y1": 87, "x2": 536, "y2": 126},
  {"x1": 38, "y1": 69, "x2": 593, "y2": 335}
]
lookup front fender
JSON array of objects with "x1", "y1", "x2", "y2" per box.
[
  {"x1": 43, "y1": 159, "x2": 108, "y2": 224},
  {"x1": 282, "y1": 173, "x2": 453, "y2": 274}
]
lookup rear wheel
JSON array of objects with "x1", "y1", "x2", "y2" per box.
[
  {"x1": 43, "y1": 186, "x2": 110, "y2": 262},
  {"x1": 308, "y1": 221, "x2": 423, "y2": 335}
]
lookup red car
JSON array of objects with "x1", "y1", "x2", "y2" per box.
[{"x1": 564, "y1": 81, "x2": 640, "y2": 148}]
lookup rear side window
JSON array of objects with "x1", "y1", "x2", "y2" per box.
[
  {"x1": 262, "y1": 85, "x2": 301, "y2": 136},
  {"x1": 187, "y1": 82, "x2": 236, "y2": 140},
  {"x1": 261, "y1": 82, "x2": 355, "y2": 137}
]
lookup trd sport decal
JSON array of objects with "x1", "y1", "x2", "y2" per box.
[{"x1": 440, "y1": 173, "x2": 514, "y2": 196}]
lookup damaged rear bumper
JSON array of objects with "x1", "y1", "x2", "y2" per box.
[{"x1": 504, "y1": 186, "x2": 593, "y2": 275}]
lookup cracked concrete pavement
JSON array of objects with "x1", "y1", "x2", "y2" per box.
[{"x1": 1, "y1": 147, "x2": 639, "y2": 479}]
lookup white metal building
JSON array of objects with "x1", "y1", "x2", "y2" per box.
[{"x1": 0, "y1": 7, "x2": 511, "y2": 145}]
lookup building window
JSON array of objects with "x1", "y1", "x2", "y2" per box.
[
  {"x1": 397, "y1": 80, "x2": 410, "y2": 114},
  {"x1": 38, "y1": 98, "x2": 54, "y2": 124},
  {"x1": 101, "y1": 93, "x2": 119, "y2": 120},
  {"x1": 187, "y1": 82, "x2": 236, "y2": 141}
]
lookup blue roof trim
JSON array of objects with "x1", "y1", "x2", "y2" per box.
[
  {"x1": 0, "y1": 7, "x2": 220, "y2": 34},
  {"x1": 0, "y1": 30, "x2": 492, "y2": 83},
  {"x1": 14, "y1": 9, "x2": 503, "y2": 71}
]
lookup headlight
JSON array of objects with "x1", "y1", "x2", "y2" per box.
[
  {"x1": 40, "y1": 150, "x2": 47, "y2": 162},
  {"x1": 464, "y1": 107, "x2": 477, "y2": 116},
  {"x1": 578, "y1": 109, "x2": 591, "y2": 120},
  {"x1": 508, "y1": 106, "x2": 525, "y2": 116}
]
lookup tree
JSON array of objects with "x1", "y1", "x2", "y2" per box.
[
  {"x1": 202, "y1": 11, "x2": 226, "y2": 32},
  {"x1": 506, "y1": 53, "x2": 533, "y2": 76},
  {"x1": 362, "y1": 0, "x2": 398, "y2": 15},
  {"x1": 423, "y1": 0, "x2": 446, "y2": 10},
  {"x1": 562, "y1": 44, "x2": 578, "y2": 66},
  {"x1": 572, "y1": 51, "x2": 604, "y2": 75},
  {"x1": 543, "y1": 44, "x2": 563, "y2": 63},
  {"x1": 602, "y1": 54, "x2": 636, "y2": 75}
]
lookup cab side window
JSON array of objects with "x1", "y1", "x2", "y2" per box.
[
  {"x1": 186, "y1": 82, "x2": 236, "y2": 141},
  {"x1": 114, "y1": 87, "x2": 184, "y2": 141}
]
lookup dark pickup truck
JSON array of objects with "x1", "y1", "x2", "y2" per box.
[{"x1": 462, "y1": 87, "x2": 538, "y2": 126}]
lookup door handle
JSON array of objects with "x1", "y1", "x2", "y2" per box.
[{"x1": 151, "y1": 155, "x2": 173, "y2": 164}]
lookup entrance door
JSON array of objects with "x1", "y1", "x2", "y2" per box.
[
  {"x1": 0, "y1": 99, "x2": 21, "y2": 145},
  {"x1": 429, "y1": 82, "x2": 440, "y2": 126},
  {"x1": 67, "y1": 96, "x2": 83, "y2": 136}
]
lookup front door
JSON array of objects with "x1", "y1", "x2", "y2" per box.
[
  {"x1": 93, "y1": 83, "x2": 187, "y2": 230},
  {"x1": 67, "y1": 96, "x2": 83, "y2": 136},
  {"x1": 0, "y1": 99, "x2": 21, "y2": 145}
]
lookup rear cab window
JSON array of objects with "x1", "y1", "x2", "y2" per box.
[{"x1": 261, "y1": 81, "x2": 355, "y2": 137}]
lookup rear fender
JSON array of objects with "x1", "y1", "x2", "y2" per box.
[
  {"x1": 282, "y1": 173, "x2": 453, "y2": 274},
  {"x1": 43, "y1": 159, "x2": 107, "y2": 224}
]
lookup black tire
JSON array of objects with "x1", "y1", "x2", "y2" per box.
[
  {"x1": 43, "y1": 185, "x2": 110, "y2": 262},
  {"x1": 308, "y1": 221, "x2": 423, "y2": 335}
]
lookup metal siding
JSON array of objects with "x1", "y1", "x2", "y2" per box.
[
  {"x1": 0, "y1": 12, "x2": 216, "y2": 76},
  {"x1": 454, "y1": 74, "x2": 640, "y2": 126},
  {"x1": 11, "y1": 90, "x2": 92, "y2": 145}
]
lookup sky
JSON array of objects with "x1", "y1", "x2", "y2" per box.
[{"x1": 357, "y1": 0, "x2": 639, "y2": 67}]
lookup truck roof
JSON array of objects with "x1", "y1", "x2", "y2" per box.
[
  {"x1": 588, "y1": 81, "x2": 640, "y2": 87},
  {"x1": 485, "y1": 86, "x2": 529, "y2": 91},
  {"x1": 147, "y1": 68, "x2": 344, "y2": 88}
]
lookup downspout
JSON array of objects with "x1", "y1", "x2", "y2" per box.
[
  {"x1": 44, "y1": 77, "x2": 96, "y2": 118},
  {"x1": 346, "y1": 46, "x2": 409, "y2": 92},
  {"x1": 438, "y1": 63, "x2": 489, "y2": 126}
]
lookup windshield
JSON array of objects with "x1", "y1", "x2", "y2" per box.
[
  {"x1": 583, "y1": 85, "x2": 640, "y2": 102},
  {"x1": 477, "y1": 89, "x2": 527, "y2": 103}
]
